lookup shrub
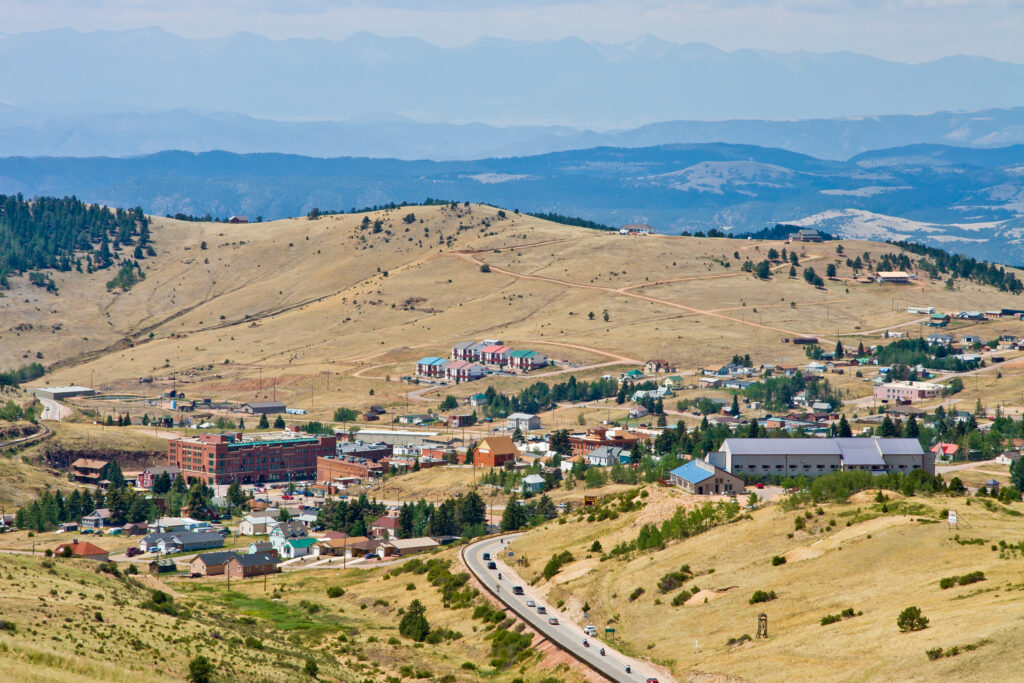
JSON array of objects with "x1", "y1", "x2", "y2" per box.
[
  {"x1": 542, "y1": 551, "x2": 574, "y2": 580},
  {"x1": 939, "y1": 577, "x2": 957, "y2": 590},
  {"x1": 657, "y1": 565, "x2": 693, "y2": 592},
  {"x1": 188, "y1": 656, "x2": 214, "y2": 683},
  {"x1": 820, "y1": 614, "x2": 841, "y2": 626},
  {"x1": 897, "y1": 606, "x2": 929, "y2": 632},
  {"x1": 958, "y1": 571, "x2": 985, "y2": 586},
  {"x1": 926, "y1": 647, "x2": 943, "y2": 660},
  {"x1": 326, "y1": 586, "x2": 344, "y2": 598},
  {"x1": 245, "y1": 636, "x2": 263, "y2": 649},
  {"x1": 771, "y1": 555, "x2": 787, "y2": 566},
  {"x1": 671, "y1": 590, "x2": 691, "y2": 606},
  {"x1": 628, "y1": 587, "x2": 645, "y2": 602},
  {"x1": 749, "y1": 590, "x2": 777, "y2": 604},
  {"x1": 590, "y1": 540, "x2": 602, "y2": 552},
  {"x1": 399, "y1": 599, "x2": 430, "y2": 641},
  {"x1": 304, "y1": 657, "x2": 318, "y2": 678}
]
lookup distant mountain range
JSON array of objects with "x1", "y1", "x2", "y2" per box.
[
  {"x1": 4, "y1": 105, "x2": 1024, "y2": 161},
  {"x1": 3, "y1": 28, "x2": 1024, "y2": 129},
  {"x1": 4, "y1": 142, "x2": 1024, "y2": 263}
]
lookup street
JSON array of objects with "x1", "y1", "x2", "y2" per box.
[
  {"x1": 462, "y1": 534, "x2": 669, "y2": 683},
  {"x1": 38, "y1": 397, "x2": 71, "y2": 421}
]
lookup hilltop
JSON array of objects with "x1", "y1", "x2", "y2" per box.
[{"x1": 7, "y1": 202, "x2": 1024, "y2": 424}]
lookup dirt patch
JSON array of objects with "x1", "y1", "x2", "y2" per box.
[
  {"x1": 785, "y1": 515, "x2": 917, "y2": 563},
  {"x1": 848, "y1": 490, "x2": 904, "y2": 505},
  {"x1": 136, "y1": 573, "x2": 182, "y2": 598},
  {"x1": 684, "y1": 587, "x2": 733, "y2": 606},
  {"x1": 632, "y1": 487, "x2": 738, "y2": 528},
  {"x1": 553, "y1": 558, "x2": 598, "y2": 585},
  {"x1": 684, "y1": 670, "x2": 750, "y2": 683}
]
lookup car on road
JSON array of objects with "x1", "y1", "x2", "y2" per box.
[
  {"x1": 584, "y1": 625, "x2": 597, "y2": 636},
  {"x1": 125, "y1": 547, "x2": 142, "y2": 557},
  {"x1": 282, "y1": 494, "x2": 294, "y2": 500},
  {"x1": 547, "y1": 617, "x2": 559, "y2": 625},
  {"x1": 536, "y1": 606, "x2": 546, "y2": 614},
  {"x1": 486, "y1": 561, "x2": 497, "y2": 570},
  {"x1": 647, "y1": 679, "x2": 660, "y2": 683},
  {"x1": 512, "y1": 586, "x2": 524, "y2": 595},
  {"x1": 526, "y1": 599, "x2": 535, "y2": 607},
  {"x1": 482, "y1": 552, "x2": 490, "y2": 561},
  {"x1": 755, "y1": 482, "x2": 765, "y2": 489}
]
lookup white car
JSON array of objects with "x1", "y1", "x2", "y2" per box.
[{"x1": 526, "y1": 599, "x2": 536, "y2": 608}]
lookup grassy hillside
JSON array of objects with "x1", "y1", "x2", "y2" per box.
[
  {"x1": 503, "y1": 485, "x2": 1024, "y2": 682},
  {"x1": 7, "y1": 202, "x2": 1024, "y2": 422}
]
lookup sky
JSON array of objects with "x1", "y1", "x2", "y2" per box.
[{"x1": 3, "y1": 0, "x2": 1024, "y2": 64}]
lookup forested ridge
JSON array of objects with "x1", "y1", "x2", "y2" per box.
[{"x1": 0, "y1": 194, "x2": 153, "y2": 289}]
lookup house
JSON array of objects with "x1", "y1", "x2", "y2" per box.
[
  {"x1": 927, "y1": 314, "x2": 951, "y2": 327},
  {"x1": 907, "y1": 306, "x2": 935, "y2": 315},
  {"x1": 121, "y1": 522, "x2": 148, "y2": 536},
  {"x1": 474, "y1": 436, "x2": 520, "y2": 468},
  {"x1": 875, "y1": 271, "x2": 911, "y2": 284},
  {"x1": 362, "y1": 413, "x2": 380, "y2": 422},
  {"x1": 507, "y1": 413, "x2": 541, "y2": 432},
  {"x1": 81, "y1": 508, "x2": 113, "y2": 529},
  {"x1": 567, "y1": 427, "x2": 646, "y2": 457},
  {"x1": 388, "y1": 537, "x2": 440, "y2": 556},
  {"x1": 239, "y1": 516, "x2": 276, "y2": 536},
  {"x1": 316, "y1": 536, "x2": 368, "y2": 556},
  {"x1": 585, "y1": 445, "x2": 627, "y2": 467},
  {"x1": 931, "y1": 443, "x2": 959, "y2": 459},
  {"x1": 621, "y1": 369, "x2": 644, "y2": 381},
  {"x1": 448, "y1": 414, "x2": 476, "y2": 428},
  {"x1": 444, "y1": 360, "x2": 486, "y2": 382},
  {"x1": 53, "y1": 539, "x2": 109, "y2": 562},
  {"x1": 790, "y1": 228, "x2": 823, "y2": 242},
  {"x1": 70, "y1": 458, "x2": 108, "y2": 486},
  {"x1": 149, "y1": 558, "x2": 177, "y2": 574},
  {"x1": 662, "y1": 375, "x2": 685, "y2": 388},
  {"x1": 469, "y1": 393, "x2": 489, "y2": 407},
  {"x1": 226, "y1": 552, "x2": 281, "y2": 579},
  {"x1": 269, "y1": 520, "x2": 308, "y2": 552},
  {"x1": 159, "y1": 531, "x2": 226, "y2": 554},
  {"x1": 927, "y1": 333, "x2": 954, "y2": 345},
  {"x1": 398, "y1": 413, "x2": 434, "y2": 424},
  {"x1": 520, "y1": 473, "x2": 546, "y2": 494},
  {"x1": 644, "y1": 359, "x2": 675, "y2": 374},
  {"x1": 241, "y1": 401, "x2": 286, "y2": 415},
  {"x1": 983, "y1": 479, "x2": 1001, "y2": 495},
  {"x1": 247, "y1": 541, "x2": 275, "y2": 555},
  {"x1": 227, "y1": 215, "x2": 249, "y2": 224},
  {"x1": 346, "y1": 538, "x2": 395, "y2": 559},
  {"x1": 628, "y1": 407, "x2": 648, "y2": 419},
  {"x1": 995, "y1": 451, "x2": 1021, "y2": 466},
  {"x1": 873, "y1": 381, "x2": 943, "y2": 402},
  {"x1": 148, "y1": 517, "x2": 208, "y2": 533},
  {"x1": 619, "y1": 224, "x2": 652, "y2": 235},
  {"x1": 188, "y1": 550, "x2": 239, "y2": 576},
  {"x1": 281, "y1": 537, "x2": 318, "y2": 559},
  {"x1": 506, "y1": 349, "x2": 548, "y2": 371},
  {"x1": 632, "y1": 387, "x2": 670, "y2": 401},
  {"x1": 416, "y1": 356, "x2": 448, "y2": 378},
  {"x1": 669, "y1": 460, "x2": 743, "y2": 495},
  {"x1": 135, "y1": 466, "x2": 179, "y2": 489},
  {"x1": 371, "y1": 515, "x2": 400, "y2": 540},
  {"x1": 479, "y1": 345, "x2": 512, "y2": 366}
]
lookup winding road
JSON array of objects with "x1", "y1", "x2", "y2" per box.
[{"x1": 462, "y1": 534, "x2": 669, "y2": 683}]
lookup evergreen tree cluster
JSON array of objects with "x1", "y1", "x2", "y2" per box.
[
  {"x1": 0, "y1": 362, "x2": 44, "y2": 388},
  {"x1": 888, "y1": 239, "x2": 1023, "y2": 293},
  {"x1": 315, "y1": 494, "x2": 386, "y2": 537},
  {"x1": 482, "y1": 375, "x2": 618, "y2": 417},
  {"x1": 0, "y1": 194, "x2": 152, "y2": 288},
  {"x1": 499, "y1": 493, "x2": 558, "y2": 531},
  {"x1": 742, "y1": 371, "x2": 842, "y2": 412},
  {"x1": 395, "y1": 491, "x2": 488, "y2": 539},
  {"x1": 874, "y1": 338, "x2": 980, "y2": 373}
]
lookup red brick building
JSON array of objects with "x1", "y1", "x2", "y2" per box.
[
  {"x1": 474, "y1": 436, "x2": 519, "y2": 468},
  {"x1": 168, "y1": 432, "x2": 335, "y2": 485},
  {"x1": 316, "y1": 456, "x2": 385, "y2": 483},
  {"x1": 567, "y1": 427, "x2": 646, "y2": 458}
]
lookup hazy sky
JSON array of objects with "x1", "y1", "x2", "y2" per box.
[{"x1": 3, "y1": 0, "x2": 1024, "y2": 63}]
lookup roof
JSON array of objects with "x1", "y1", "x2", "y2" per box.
[
  {"x1": 230, "y1": 552, "x2": 280, "y2": 567},
  {"x1": 169, "y1": 531, "x2": 226, "y2": 545},
  {"x1": 54, "y1": 540, "x2": 108, "y2": 557},
  {"x1": 417, "y1": 356, "x2": 447, "y2": 365},
  {"x1": 244, "y1": 401, "x2": 286, "y2": 409},
  {"x1": 192, "y1": 550, "x2": 238, "y2": 566},
  {"x1": 150, "y1": 558, "x2": 177, "y2": 568},
  {"x1": 452, "y1": 341, "x2": 477, "y2": 350},
  {"x1": 285, "y1": 537, "x2": 318, "y2": 549},
  {"x1": 507, "y1": 349, "x2": 538, "y2": 358},
  {"x1": 388, "y1": 537, "x2": 440, "y2": 550},
  {"x1": 724, "y1": 438, "x2": 923, "y2": 462},
  {"x1": 72, "y1": 459, "x2": 108, "y2": 470},
  {"x1": 480, "y1": 345, "x2": 511, "y2": 354},
  {"x1": 670, "y1": 460, "x2": 715, "y2": 485},
  {"x1": 248, "y1": 541, "x2": 274, "y2": 551},
  {"x1": 373, "y1": 516, "x2": 400, "y2": 529},
  {"x1": 318, "y1": 536, "x2": 368, "y2": 548},
  {"x1": 84, "y1": 508, "x2": 112, "y2": 518},
  {"x1": 588, "y1": 445, "x2": 625, "y2": 459},
  {"x1": 877, "y1": 271, "x2": 910, "y2": 278},
  {"x1": 522, "y1": 474, "x2": 545, "y2": 484},
  {"x1": 477, "y1": 436, "x2": 519, "y2": 455},
  {"x1": 507, "y1": 413, "x2": 537, "y2": 420}
]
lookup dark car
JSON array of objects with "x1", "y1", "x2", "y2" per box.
[
  {"x1": 487, "y1": 561, "x2": 497, "y2": 570},
  {"x1": 512, "y1": 586, "x2": 524, "y2": 595},
  {"x1": 363, "y1": 553, "x2": 378, "y2": 560},
  {"x1": 125, "y1": 547, "x2": 142, "y2": 557}
]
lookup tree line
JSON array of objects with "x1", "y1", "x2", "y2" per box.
[
  {"x1": 482, "y1": 375, "x2": 619, "y2": 417},
  {"x1": 889, "y1": 239, "x2": 1023, "y2": 294},
  {"x1": 0, "y1": 194, "x2": 152, "y2": 288},
  {"x1": 395, "y1": 491, "x2": 487, "y2": 539}
]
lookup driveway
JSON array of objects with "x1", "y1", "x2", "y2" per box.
[{"x1": 462, "y1": 534, "x2": 671, "y2": 682}]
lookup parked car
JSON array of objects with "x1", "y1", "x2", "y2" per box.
[
  {"x1": 125, "y1": 547, "x2": 142, "y2": 557},
  {"x1": 755, "y1": 482, "x2": 765, "y2": 489},
  {"x1": 282, "y1": 494, "x2": 294, "y2": 500},
  {"x1": 363, "y1": 553, "x2": 377, "y2": 560}
]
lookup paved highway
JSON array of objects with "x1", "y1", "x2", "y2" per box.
[
  {"x1": 462, "y1": 534, "x2": 667, "y2": 683},
  {"x1": 39, "y1": 397, "x2": 71, "y2": 421}
]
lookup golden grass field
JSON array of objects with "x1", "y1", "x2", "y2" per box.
[
  {"x1": 0, "y1": 203, "x2": 1021, "y2": 425},
  {"x1": 504, "y1": 484, "x2": 1024, "y2": 683}
]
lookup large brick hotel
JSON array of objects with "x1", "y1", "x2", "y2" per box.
[{"x1": 168, "y1": 431, "x2": 336, "y2": 485}]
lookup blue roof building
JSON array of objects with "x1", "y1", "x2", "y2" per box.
[{"x1": 668, "y1": 460, "x2": 743, "y2": 495}]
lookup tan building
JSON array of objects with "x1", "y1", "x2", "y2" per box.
[
  {"x1": 189, "y1": 550, "x2": 238, "y2": 577},
  {"x1": 225, "y1": 552, "x2": 280, "y2": 579}
]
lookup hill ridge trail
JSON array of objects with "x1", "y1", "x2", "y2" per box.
[{"x1": 448, "y1": 251, "x2": 828, "y2": 341}]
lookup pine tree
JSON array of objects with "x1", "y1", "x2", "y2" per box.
[
  {"x1": 838, "y1": 414, "x2": 852, "y2": 437},
  {"x1": 273, "y1": 415, "x2": 285, "y2": 429},
  {"x1": 258, "y1": 413, "x2": 270, "y2": 429}
]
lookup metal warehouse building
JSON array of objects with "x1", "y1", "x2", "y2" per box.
[
  {"x1": 31, "y1": 385, "x2": 96, "y2": 400},
  {"x1": 707, "y1": 437, "x2": 933, "y2": 478}
]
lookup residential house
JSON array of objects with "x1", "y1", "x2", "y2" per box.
[
  {"x1": 416, "y1": 357, "x2": 448, "y2": 378},
  {"x1": 585, "y1": 445, "x2": 626, "y2": 467},
  {"x1": 875, "y1": 271, "x2": 911, "y2": 283},
  {"x1": 662, "y1": 375, "x2": 685, "y2": 388},
  {"x1": 644, "y1": 360, "x2": 675, "y2": 374},
  {"x1": 389, "y1": 537, "x2": 440, "y2": 556},
  {"x1": 158, "y1": 531, "x2": 226, "y2": 554},
  {"x1": 346, "y1": 538, "x2": 394, "y2": 559},
  {"x1": 70, "y1": 458, "x2": 107, "y2": 486},
  {"x1": 241, "y1": 401, "x2": 286, "y2": 415},
  {"x1": 53, "y1": 539, "x2": 109, "y2": 561},
  {"x1": 507, "y1": 349, "x2": 548, "y2": 371},
  {"x1": 371, "y1": 515, "x2": 400, "y2": 540},
  {"x1": 280, "y1": 537, "x2": 318, "y2": 559},
  {"x1": 507, "y1": 413, "x2": 541, "y2": 432},
  {"x1": 469, "y1": 393, "x2": 489, "y2": 407},
  {"x1": 316, "y1": 536, "x2": 368, "y2": 557},
  {"x1": 927, "y1": 314, "x2": 951, "y2": 327},
  {"x1": 448, "y1": 414, "x2": 476, "y2": 428},
  {"x1": 628, "y1": 406, "x2": 648, "y2": 419},
  {"x1": 669, "y1": 460, "x2": 743, "y2": 495},
  {"x1": 269, "y1": 520, "x2": 308, "y2": 553},
  {"x1": 790, "y1": 228, "x2": 823, "y2": 242},
  {"x1": 995, "y1": 451, "x2": 1021, "y2": 466},
  {"x1": 566, "y1": 427, "x2": 646, "y2": 457},
  {"x1": 135, "y1": 465, "x2": 179, "y2": 489},
  {"x1": 927, "y1": 333, "x2": 954, "y2": 345},
  {"x1": 226, "y1": 552, "x2": 281, "y2": 579},
  {"x1": 239, "y1": 516, "x2": 276, "y2": 536},
  {"x1": 931, "y1": 443, "x2": 959, "y2": 460},
  {"x1": 520, "y1": 474, "x2": 546, "y2": 494},
  {"x1": 121, "y1": 522, "x2": 148, "y2": 536},
  {"x1": 247, "y1": 541, "x2": 275, "y2": 555},
  {"x1": 81, "y1": 508, "x2": 113, "y2": 529},
  {"x1": 451, "y1": 341, "x2": 488, "y2": 362},
  {"x1": 474, "y1": 436, "x2": 520, "y2": 467},
  {"x1": 621, "y1": 369, "x2": 644, "y2": 381}
]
